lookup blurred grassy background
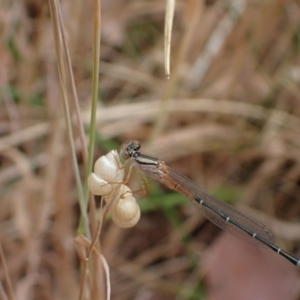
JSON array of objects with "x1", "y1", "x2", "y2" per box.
[{"x1": 1, "y1": 0, "x2": 300, "y2": 299}]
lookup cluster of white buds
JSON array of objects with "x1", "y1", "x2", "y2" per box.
[{"x1": 88, "y1": 150, "x2": 140, "y2": 228}]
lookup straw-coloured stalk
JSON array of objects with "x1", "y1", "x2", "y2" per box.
[{"x1": 164, "y1": 0, "x2": 175, "y2": 78}]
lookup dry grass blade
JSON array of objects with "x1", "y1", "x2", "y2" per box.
[
  {"x1": 164, "y1": 0, "x2": 175, "y2": 78},
  {"x1": 150, "y1": 0, "x2": 206, "y2": 145},
  {"x1": 75, "y1": 235, "x2": 110, "y2": 300},
  {"x1": 48, "y1": 0, "x2": 90, "y2": 237},
  {"x1": 0, "y1": 242, "x2": 15, "y2": 300},
  {"x1": 187, "y1": 0, "x2": 247, "y2": 88}
]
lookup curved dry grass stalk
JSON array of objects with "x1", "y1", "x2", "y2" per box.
[
  {"x1": 2, "y1": 98, "x2": 300, "y2": 185},
  {"x1": 150, "y1": 0, "x2": 202, "y2": 144},
  {"x1": 1, "y1": 98, "x2": 300, "y2": 154},
  {"x1": 75, "y1": 233, "x2": 110, "y2": 300}
]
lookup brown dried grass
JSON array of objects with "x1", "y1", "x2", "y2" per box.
[{"x1": 1, "y1": 0, "x2": 300, "y2": 299}]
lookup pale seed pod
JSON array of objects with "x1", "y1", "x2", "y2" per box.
[
  {"x1": 109, "y1": 185, "x2": 140, "y2": 228},
  {"x1": 88, "y1": 151, "x2": 140, "y2": 228},
  {"x1": 88, "y1": 150, "x2": 124, "y2": 196},
  {"x1": 94, "y1": 150, "x2": 124, "y2": 182},
  {"x1": 87, "y1": 172, "x2": 113, "y2": 196}
]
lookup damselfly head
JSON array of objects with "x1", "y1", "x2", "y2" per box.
[{"x1": 121, "y1": 140, "x2": 141, "y2": 159}]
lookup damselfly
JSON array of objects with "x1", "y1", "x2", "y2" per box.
[{"x1": 122, "y1": 140, "x2": 300, "y2": 268}]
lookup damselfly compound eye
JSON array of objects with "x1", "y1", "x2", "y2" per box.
[
  {"x1": 121, "y1": 140, "x2": 141, "y2": 159},
  {"x1": 131, "y1": 140, "x2": 141, "y2": 151}
]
